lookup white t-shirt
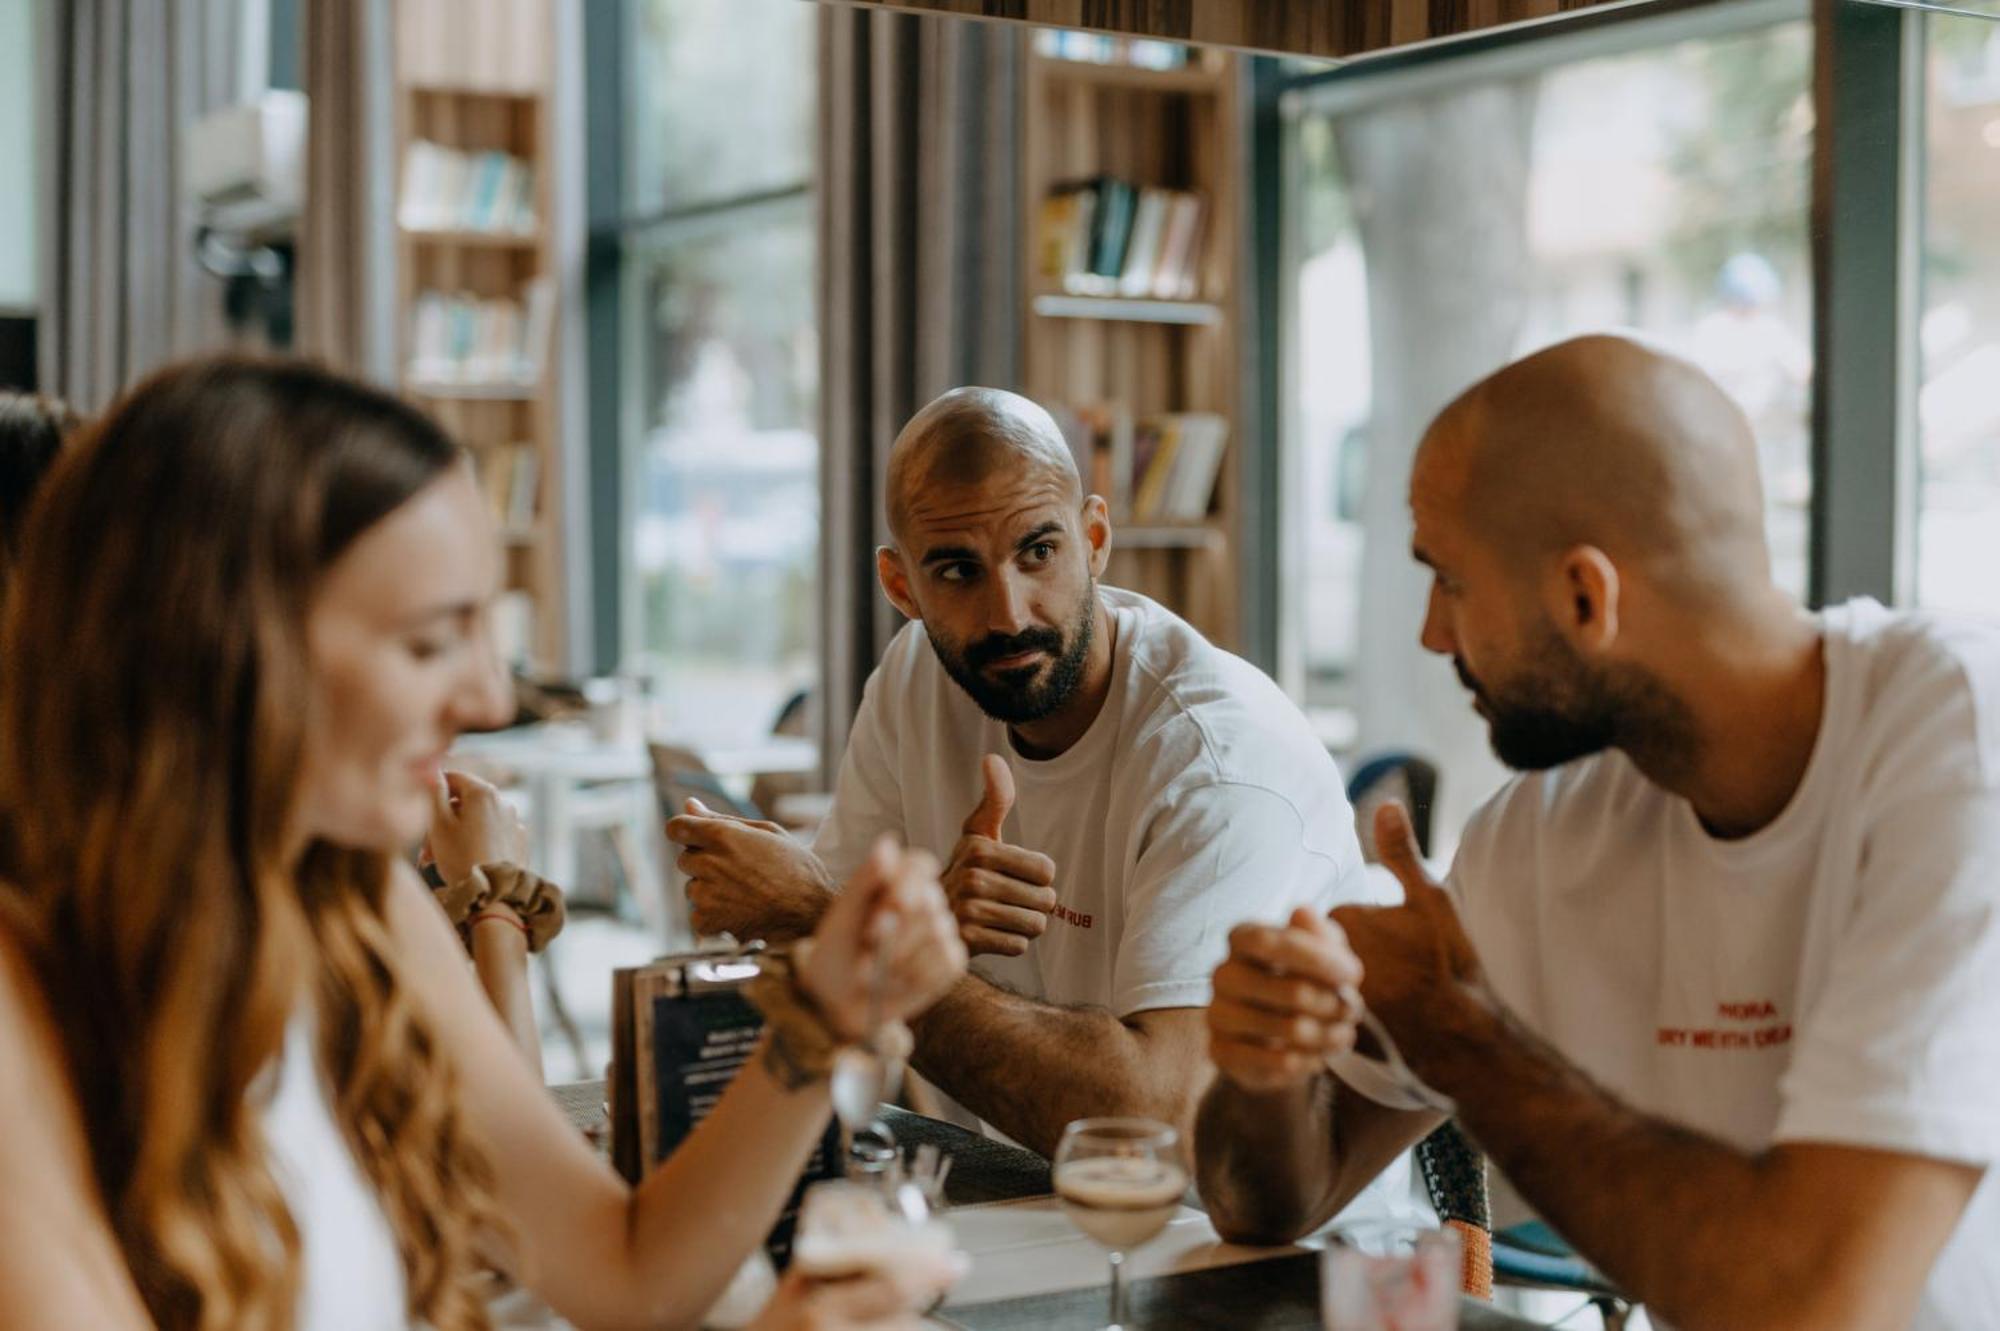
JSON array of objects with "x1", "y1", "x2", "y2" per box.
[
  {"x1": 817, "y1": 587, "x2": 1429, "y2": 1244},
  {"x1": 1336, "y1": 600, "x2": 2000, "y2": 1328},
  {"x1": 263, "y1": 1008, "x2": 409, "y2": 1331}
]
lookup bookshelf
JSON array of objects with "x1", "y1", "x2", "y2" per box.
[
  {"x1": 1021, "y1": 35, "x2": 1244, "y2": 648},
  {"x1": 392, "y1": 0, "x2": 566, "y2": 672}
]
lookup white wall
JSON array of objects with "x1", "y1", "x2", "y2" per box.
[{"x1": 0, "y1": 0, "x2": 36, "y2": 312}]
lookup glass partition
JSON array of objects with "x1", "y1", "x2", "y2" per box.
[
  {"x1": 1280, "y1": 9, "x2": 1813, "y2": 846},
  {"x1": 1916, "y1": 9, "x2": 2000, "y2": 613}
]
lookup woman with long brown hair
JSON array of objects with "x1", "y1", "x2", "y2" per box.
[{"x1": 0, "y1": 357, "x2": 966, "y2": 1331}]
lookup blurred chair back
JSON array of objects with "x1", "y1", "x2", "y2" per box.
[
  {"x1": 647, "y1": 742, "x2": 765, "y2": 825},
  {"x1": 1489, "y1": 1221, "x2": 1634, "y2": 1328},
  {"x1": 1345, "y1": 750, "x2": 1439, "y2": 861}
]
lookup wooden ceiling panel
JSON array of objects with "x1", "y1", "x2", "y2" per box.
[{"x1": 816, "y1": 0, "x2": 1643, "y2": 60}]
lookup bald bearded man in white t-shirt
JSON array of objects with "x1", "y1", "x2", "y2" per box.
[
  {"x1": 663, "y1": 390, "x2": 1419, "y2": 1242},
  {"x1": 1194, "y1": 335, "x2": 2000, "y2": 1329}
]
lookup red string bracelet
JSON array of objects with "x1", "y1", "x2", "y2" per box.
[{"x1": 468, "y1": 910, "x2": 531, "y2": 939}]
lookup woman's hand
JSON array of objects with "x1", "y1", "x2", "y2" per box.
[
  {"x1": 425, "y1": 769, "x2": 528, "y2": 885},
  {"x1": 749, "y1": 1252, "x2": 966, "y2": 1331},
  {"x1": 798, "y1": 837, "x2": 967, "y2": 1041}
]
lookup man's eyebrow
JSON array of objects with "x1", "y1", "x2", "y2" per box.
[
  {"x1": 1411, "y1": 545, "x2": 1438, "y2": 570},
  {"x1": 919, "y1": 544, "x2": 980, "y2": 568},
  {"x1": 1014, "y1": 522, "x2": 1063, "y2": 551}
]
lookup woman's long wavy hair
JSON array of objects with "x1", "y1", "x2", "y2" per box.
[{"x1": 0, "y1": 357, "x2": 502, "y2": 1331}]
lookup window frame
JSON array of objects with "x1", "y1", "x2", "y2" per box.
[{"x1": 584, "y1": 0, "x2": 817, "y2": 673}]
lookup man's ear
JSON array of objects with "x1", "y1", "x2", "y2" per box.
[
  {"x1": 1082, "y1": 494, "x2": 1113, "y2": 579},
  {"x1": 877, "y1": 546, "x2": 921, "y2": 621},
  {"x1": 1549, "y1": 544, "x2": 1620, "y2": 656}
]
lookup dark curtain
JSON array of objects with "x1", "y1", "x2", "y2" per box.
[
  {"x1": 297, "y1": 0, "x2": 395, "y2": 383},
  {"x1": 815, "y1": 6, "x2": 1023, "y2": 775},
  {"x1": 39, "y1": 0, "x2": 244, "y2": 409}
]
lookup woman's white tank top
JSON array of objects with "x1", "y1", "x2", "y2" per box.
[{"x1": 262, "y1": 1009, "x2": 409, "y2": 1330}]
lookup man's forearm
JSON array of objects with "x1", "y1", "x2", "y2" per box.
[
  {"x1": 1427, "y1": 996, "x2": 1914, "y2": 1331},
  {"x1": 1194, "y1": 1074, "x2": 1341, "y2": 1243},
  {"x1": 755, "y1": 886, "x2": 828, "y2": 944},
  {"x1": 910, "y1": 975, "x2": 1199, "y2": 1158},
  {"x1": 730, "y1": 853, "x2": 835, "y2": 944}
]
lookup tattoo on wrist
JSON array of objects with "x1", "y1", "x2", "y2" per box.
[{"x1": 761, "y1": 1026, "x2": 828, "y2": 1091}]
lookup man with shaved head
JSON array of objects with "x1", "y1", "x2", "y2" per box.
[
  {"x1": 1194, "y1": 335, "x2": 2000, "y2": 1327},
  {"x1": 666, "y1": 386, "x2": 1423, "y2": 1242}
]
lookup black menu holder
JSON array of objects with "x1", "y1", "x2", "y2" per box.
[{"x1": 610, "y1": 946, "x2": 842, "y2": 1263}]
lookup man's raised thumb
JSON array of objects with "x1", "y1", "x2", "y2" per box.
[
  {"x1": 963, "y1": 753, "x2": 1015, "y2": 840},
  {"x1": 1372, "y1": 802, "x2": 1444, "y2": 905}
]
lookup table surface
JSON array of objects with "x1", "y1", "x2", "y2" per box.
[
  {"x1": 454, "y1": 724, "x2": 819, "y2": 781},
  {"x1": 938, "y1": 1249, "x2": 1538, "y2": 1331},
  {"x1": 550, "y1": 1085, "x2": 1544, "y2": 1330},
  {"x1": 887, "y1": 1109, "x2": 1544, "y2": 1329}
]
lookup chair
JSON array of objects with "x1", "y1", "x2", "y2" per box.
[
  {"x1": 1344, "y1": 750, "x2": 1439, "y2": 858},
  {"x1": 647, "y1": 742, "x2": 771, "y2": 948},
  {"x1": 649, "y1": 742, "x2": 767, "y2": 822},
  {"x1": 1489, "y1": 1221, "x2": 1634, "y2": 1329},
  {"x1": 748, "y1": 688, "x2": 814, "y2": 820}
]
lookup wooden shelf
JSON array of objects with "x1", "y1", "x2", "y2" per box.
[
  {"x1": 1021, "y1": 34, "x2": 1244, "y2": 649},
  {"x1": 403, "y1": 81, "x2": 540, "y2": 100},
  {"x1": 1117, "y1": 523, "x2": 1226, "y2": 550},
  {"x1": 1032, "y1": 293, "x2": 1222, "y2": 326},
  {"x1": 405, "y1": 378, "x2": 540, "y2": 402},
  {"x1": 394, "y1": 0, "x2": 566, "y2": 670},
  {"x1": 1036, "y1": 59, "x2": 1224, "y2": 94},
  {"x1": 401, "y1": 226, "x2": 544, "y2": 249}
]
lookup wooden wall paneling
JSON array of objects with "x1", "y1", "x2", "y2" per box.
[
  {"x1": 528, "y1": 75, "x2": 564, "y2": 669},
  {"x1": 1077, "y1": 315, "x2": 1106, "y2": 403},
  {"x1": 1107, "y1": 326, "x2": 1137, "y2": 414},
  {"x1": 1143, "y1": 324, "x2": 1175, "y2": 418}
]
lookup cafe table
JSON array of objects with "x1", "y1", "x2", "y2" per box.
[
  {"x1": 542, "y1": 1087, "x2": 1543, "y2": 1330},
  {"x1": 872, "y1": 1108, "x2": 1543, "y2": 1331}
]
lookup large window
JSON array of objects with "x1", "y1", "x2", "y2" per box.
[
  {"x1": 617, "y1": 0, "x2": 818, "y2": 746},
  {"x1": 1918, "y1": 12, "x2": 2000, "y2": 614},
  {"x1": 0, "y1": 0, "x2": 39, "y2": 316},
  {"x1": 1279, "y1": 9, "x2": 1813, "y2": 843}
]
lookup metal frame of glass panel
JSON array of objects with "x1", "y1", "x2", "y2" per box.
[{"x1": 1809, "y1": 0, "x2": 1925, "y2": 606}]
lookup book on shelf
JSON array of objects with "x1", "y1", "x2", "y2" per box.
[
  {"x1": 1036, "y1": 178, "x2": 1207, "y2": 302},
  {"x1": 406, "y1": 277, "x2": 555, "y2": 388},
  {"x1": 493, "y1": 589, "x2": 535, "y2": 668},
  {"x1": 1086, "y1": 179, "x2": 1138, "y2": 289},
  {"x1": 1118, "y1": 190, "x2": 1172, "y2": 298},
  {"x1": 399, "y1": 140, "x2": 537, "y2": 235},
  {"x1": 1046, "y1": 404, "x2": 1229, "y2": 523},
  {"x1": 1129, "y1": 418, "x2": 1181, "y2": 521},
  {"x1": 474, "y1": 442, "x2": 540, "y2": 532}
]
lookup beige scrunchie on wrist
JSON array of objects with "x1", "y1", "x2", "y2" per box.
[{"x1": 433, "y1": 862, "x2": 567, "y2": 952}]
